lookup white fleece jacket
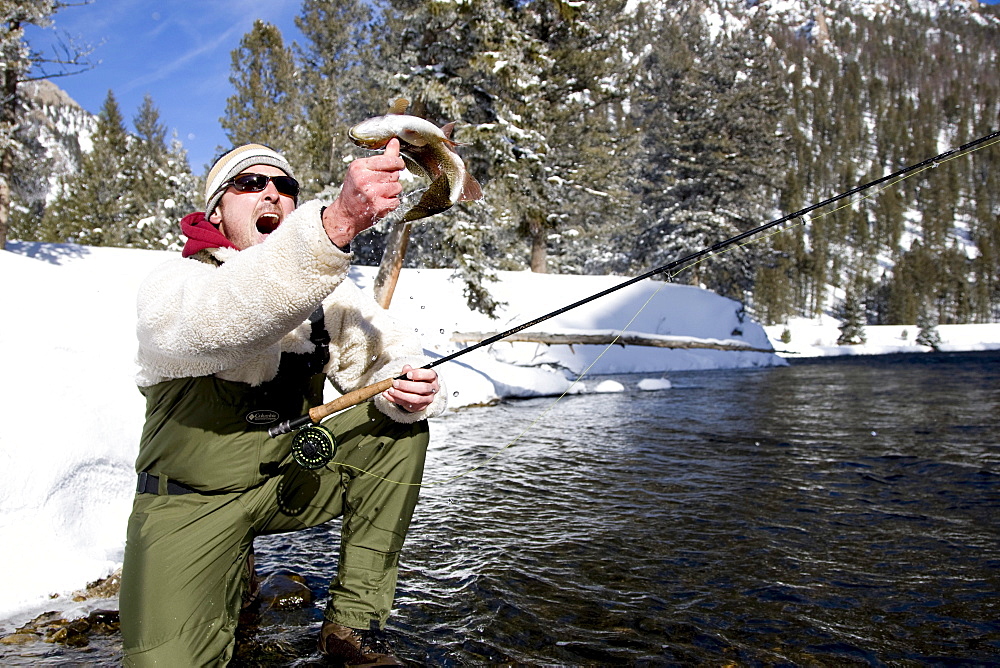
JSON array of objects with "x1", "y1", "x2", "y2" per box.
[{"x1": 135, "y1": 199, "x2": 447, "y2": 424}]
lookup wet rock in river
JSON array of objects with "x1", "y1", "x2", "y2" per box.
[
  {"x1": 0, "y1": 568, "x2": 311, "y2": 655},
  {"x1": 256, "y1": 570, "x2": 314, "y2": 610},
  {"x1": 73, "y1": 570, "x2": 122, "y2": 601},
  {"x1": 0, "y1": 609, "x2": 120, "y2": 648}
]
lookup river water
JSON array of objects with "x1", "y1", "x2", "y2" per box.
[{"x1": 5, "y1": 351, "x2": 999, "y2": 665}]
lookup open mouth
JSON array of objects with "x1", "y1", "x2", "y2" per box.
[
  {"x1": 256, "y1": 213, "x2": 281, "y2": 234},
  {"x1": 348, "y1": 131, "x2": 390, "y2": 150}
]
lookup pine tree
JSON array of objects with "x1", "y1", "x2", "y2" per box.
[
  {"x1": 630, "y1": 5, "x2": 785, "y2": 301},
  {"x1": 498, "y1": 0, "x2": 636, "y2": 275},
  {"x1": 130, "y1": 94, "x2": 168, "y2": 209},
  {"x1": 0, "y1": 0, "x2": 92, "y2": 249},
  {"x1": 872, "y1": 185, "x2": 905, "y2": 250},
  {"x1": 4, "y1": 96, "x2": 53, "y2": 241},
  {"x1": 938, "y1": 242, "x2": 973, "y2": 325},
  {"x1": 295, "y1": 0, "x2": 386, "y2": 195},
  {"x1": 836, "y1": 279, "x2": 867, "y2": 345},
  {"x1": 222, "y1": 20, "x2": 300, "y2": 159},
  {"x1": 40, "y1": 91, "x2": 196, "y2": 249},
  {"x1": 915, "y1": 302, "x2": 942, "y2": 350},
  {"x1": 374, "y1": 0, "x2": 511, "y2": 313},
  {"x1": 753, "y1": 228, "x2": 798, "y2": 325},
  {"x1": 369, "y1": 0, "x2": 634, "y2": 313},
  {"x1": 129, "y1": 95, "x2": 199, "y2": 249},
  {"x1": 41, "y1": 89, "x2": 132, "y2": 245}
]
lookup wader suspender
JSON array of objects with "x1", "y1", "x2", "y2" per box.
[{"x1": 305, "y1": 305, "x2": 331, "y2": 374}]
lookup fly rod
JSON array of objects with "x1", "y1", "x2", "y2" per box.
[{"x1": 270, "y1": 129, "x2": 1000, "y2": 447}]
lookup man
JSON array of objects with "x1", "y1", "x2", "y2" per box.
[{"x1": 121, "y1": 140, "x2": 445, "y2": 666}]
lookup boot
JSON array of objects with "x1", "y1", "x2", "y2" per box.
[{"x1": 317, "y1": 619, "x2": 404, "y2": 666}]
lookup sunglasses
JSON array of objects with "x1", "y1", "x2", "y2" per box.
[{"x1": 223, "y1": 173, "x2": 300, "y2": 198}]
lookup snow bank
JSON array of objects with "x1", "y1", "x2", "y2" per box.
[{"x1": 765, "y1": 315, "x2": 1000, "y2": 357}]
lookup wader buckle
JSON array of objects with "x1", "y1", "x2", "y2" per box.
[{"x1": 137, "y1": 471, "x2": 199, "y2": 495}]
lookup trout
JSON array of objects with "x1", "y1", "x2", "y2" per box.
[{"x1": 349, "y1": 98, "x2": 483, "y2": 222}]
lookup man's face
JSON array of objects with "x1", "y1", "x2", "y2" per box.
[{"x1": 209, "y1": 165, "x2": 297, "y2": 250}]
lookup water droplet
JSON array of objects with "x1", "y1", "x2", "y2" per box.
[
  {"x1": 420, "y1": 305, "x2": 425, "y2": 310},
  {"x1": 452, "y1": 391, "x2": 459, "y2": 397},
  {"x1": 439, "y1": 329, "x2": 445, "y2": 334}
]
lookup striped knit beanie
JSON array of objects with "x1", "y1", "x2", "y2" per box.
[{"x1": 204, "y1": 144, "x2": 295, "y2": 219}]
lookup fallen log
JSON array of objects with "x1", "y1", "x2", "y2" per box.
[{"x1": 450, "y1": 330, "x2": 776, "y2": 353}]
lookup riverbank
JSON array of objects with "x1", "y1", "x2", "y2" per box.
[{"x1": 764, "y1": 316, "x2": 1000, "y2": 358}]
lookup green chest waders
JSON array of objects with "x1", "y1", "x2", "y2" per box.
[{"x1": 121, "y1": 308, "x2": 430, "y2": 667}]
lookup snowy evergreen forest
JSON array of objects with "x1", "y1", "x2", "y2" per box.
[{"x1": 3, "y1": 0, "x2": 999, "y2": 326}]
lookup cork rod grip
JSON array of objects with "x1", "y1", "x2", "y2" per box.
[{"x1": 307, "y1": 377, "x2": 396, "y2": 423}]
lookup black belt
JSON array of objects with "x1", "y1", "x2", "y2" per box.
[{"x1": 137, "y1": 471, "x2": 199, "y2": 495}]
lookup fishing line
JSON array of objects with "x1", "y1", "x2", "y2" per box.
[
  {"x1": 324, "y1": 283, "x2": 667, "y2": 487},
  {"x1": 285, "y1": 130, "x2": 1000, "y2": 485}
]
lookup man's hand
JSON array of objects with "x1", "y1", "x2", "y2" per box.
[
  {"x1": 383, "y1": 365, "x2": 440, "y2": 413},
  {"x1": 324, "y1": 138, "x2": 405, "y2": 248}
]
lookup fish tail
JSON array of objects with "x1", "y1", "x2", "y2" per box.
[{"x1": 402, "y1": 174, "x2": 455, "y2": 222}]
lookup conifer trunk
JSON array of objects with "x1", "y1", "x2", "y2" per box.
[
  {"x1": 0, "y1": 19, "x2": 20, "y2": 251},
  {"x1": 0, "y1": 143, "x2": 11, "y2": 251},
  {"x1": 529, "y1": 218, "x2": 547, "y2": 273}
]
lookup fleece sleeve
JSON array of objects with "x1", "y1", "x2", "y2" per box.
[{"x1": 321, "y1": 280, "x2": 448, "y2": 423}]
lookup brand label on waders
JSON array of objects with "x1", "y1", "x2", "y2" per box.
[{"x1": 246, "y1": 410, "x2": 280, "y2": 425}]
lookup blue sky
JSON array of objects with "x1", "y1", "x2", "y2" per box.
[
  {"x1": 27, "y1": 0, "x2": 305, "y2": 173},
  {"x1": 26, "y1": 0, "x2": 1000, "y2": 174}
]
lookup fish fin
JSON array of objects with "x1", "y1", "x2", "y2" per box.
[
  {"x1": 400, "y1": 151, "x2": 431, "y2": 180},
  {"x1": 389, "y1": 98, "x2": 409, "y2": 115},
  {"x1": 402, "y1": 174, "x2": 454, "y2": 223},
  {"x1": 439, "y1": 122, "x2": 462, "y2": 146},
  {"x1": 460, "y1": 173, "x2": 483, "y2": 202}
]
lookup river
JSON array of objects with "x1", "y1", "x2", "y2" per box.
[{"x1": 5, "y1": 351, "x2": 999, "y2": 665}]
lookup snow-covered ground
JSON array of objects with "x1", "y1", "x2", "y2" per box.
[
  {"x1": 765, "y1": 315, "x2": 1000, "y2": 357},
  {"x1": 1, "y1": 240, "x2": 998, "y2": 631}
]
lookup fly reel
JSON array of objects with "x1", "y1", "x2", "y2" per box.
[{"x1": 291, "y1": 424, "x2": 336, "y2": 469}]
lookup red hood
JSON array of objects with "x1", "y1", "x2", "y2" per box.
[{"x1": 180, "y1": 212, "x2": 238, "y2": 258}]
